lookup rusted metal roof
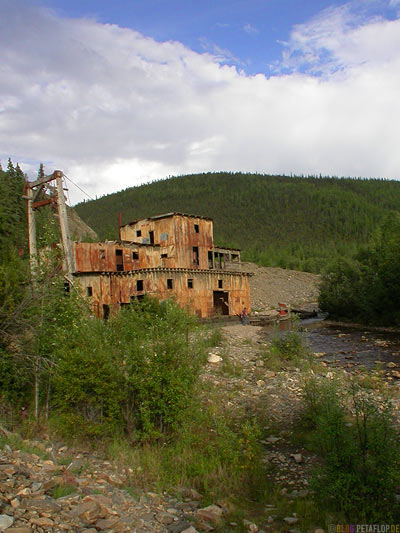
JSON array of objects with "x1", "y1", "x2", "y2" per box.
[
  {"x1": 122, "y1": 212, "x2": 213, "y2": 227},
  {"x1": 74, "y1": 267, "x2": 253, "y2": 277}
]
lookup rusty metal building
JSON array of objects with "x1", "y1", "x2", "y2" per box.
[{"x1": 72, "y1": 213, "x2": 251, "y2": 319}]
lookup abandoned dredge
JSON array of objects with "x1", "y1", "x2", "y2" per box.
[{"x1": 26, "y1": 171, "x2": 251, "y2": 319}]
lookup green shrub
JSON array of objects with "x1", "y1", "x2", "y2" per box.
[
  {"x1": 270, "y1": 320, "x2": 308, "y2": 361},
  {"x1": 51, "y1": 296, "x2": 205, "y2": 441},
  {"x1": 51, "y1": 484, "x2": 76, "y2": 499},
  {"x1": 110, "y1": 398, "x2": 268, "y2": 504},
  {"x1": 302, "y1": 376, "x2": 400, "y2": 522}
]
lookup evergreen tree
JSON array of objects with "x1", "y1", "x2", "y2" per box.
[{"x1": 37, "y1": 163, "x2": 44, "y2": 180}]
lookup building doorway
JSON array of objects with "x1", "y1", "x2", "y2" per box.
[{"x1": 213, "y1": 291, "x2": 229, "y2": 315}]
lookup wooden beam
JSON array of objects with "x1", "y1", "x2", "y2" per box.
[
  {"x1": 55, "y1": 171, "x2": 75, "y2": 276},
  {"x1": 32, "y1": 198, "x2": 54, "y2": 209},
  {"x1": 28, "y1": 170, "x2": 61, "y2": 189}
]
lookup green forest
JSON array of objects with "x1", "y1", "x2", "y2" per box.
[{"x1": 75, "y1": 172, "x2": 400, "y2": 273}]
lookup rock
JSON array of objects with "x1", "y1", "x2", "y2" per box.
[
  {"x1": 256, "y1": 380, "x2": 265, "y2": 387},
  {"x1": 0, "y1": 515, "x2": 14, "y2": 531},
  {"x1": 265, "y1": 436, "x2": 280, "y2": 444},
  {"x1": 156, "y1": 512, "x2": 175, "y2": 525},
  {"x1": 95, "y1": 517, "x2": 121, "y2": 530},
  {"x1": 30, "y1": 517, "x2": 54, "y2": 527},
  {"x1": 27, "y1": 498, "x2": 61, "y2": 513},
  {"x1": 7, "y1": 529, "x2": 32, "y2": 533},
  {"x1": 208, "y1": 354, "x2": 223, "y2": 364},
  {"x1": 70, "y1": 500, "x2": 101, "y2": 522},
  {"x1": 387, "y1": 362, "x2": 397, "y2": 368},
  {"x1": 197, "y1": 504, "x2": 223, "y2": 523},
  {"x1": 180, "y1": 528, "x2": 198, "y2": 533},
  {"x1": 392, "y1": 371, "x2": 400, "y2": 379},
  {"x1": 291, "y1": 454, "x2": 303, "y2": 464},
  {"x1": 284, "y1": 517, "x2": 299, "y2": 524},
  {"x1": 315, "y1": 529, "x2": 325, "y2": 533}
]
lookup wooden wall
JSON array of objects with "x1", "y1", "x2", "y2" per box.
[
  {"x1": 120, "y1": 214, "x2": 213, "y2": 269},
  {"x1": 76, "y1": 269, "x2": 250, "y2": 318}
]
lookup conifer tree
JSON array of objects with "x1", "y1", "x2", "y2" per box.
[
  {"x1": 37, "y1": 163, "x2": 44, "y2": 180},
  {"x1": 7, "y1": 158, "x2": 15, "y2": 177}
]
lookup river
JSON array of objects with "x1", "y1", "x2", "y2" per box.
[{"x1": 262, "y1": 316, "x2": 400, "y2": 374}]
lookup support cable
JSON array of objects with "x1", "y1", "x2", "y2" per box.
[{"x1": 62, "y1": 174, "x2": 95, "y2": 202}]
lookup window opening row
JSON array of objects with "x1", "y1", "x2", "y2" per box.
[{"x1": 88, "y1": 277, "x2": 211, "y2": 297}]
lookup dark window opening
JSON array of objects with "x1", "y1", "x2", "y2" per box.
[
  {"x1": 137, "y1": 280, "x2": 144, "y2": 291},
  {"x1": 87, "y1": 286, "x2": 93, "y2": 297},
  {"x1": 218, "y1": 279, "x2": 223, "y2": 289},
  {"x1": 132, "y1": 251, "x2": 139, "y2": 260},
  {"x1": 188, "y1": 278, "x2": 193, "y2": 289},
  {"x1": 208, "y1": 251, "x2": 213, "y2": 269},
  {"x1": 214, "y1": 251, "x2": 222, "y2": 268},
  {"x1": 99, "y1": 249, "x2": 105, "y2": 259},
  {"x1": 231, "y1": 253, "x2": 239, "y2": 262},
  {"x1": 103, "y1": 304, "x2": 110, "y2": 320},
  {"x1": 161, "y1": 253, "x2": 168, "y2": 258},
  {"x1": 136, "y1": 230, "x2": 141, "y2": 237},
  {"x1": 64, "y1": 281, "x2": 70, "y2": 294},
  {"x1": 194, "y1": 224, "x2": 199, "y2": 233},
  {"x1": 149, "y1": 231, "x2": 154, "y2": 244},
  {"x1": 193, "y1": 246, "x2": 199, "y2": 266},
  {"x1": 167, "y1": 278, "x2": 173, "y2": 290},
  {"x1": 213, "y1": 291, "x2": 229, "y2": 316},
  {"x1": 116, "y1": 249, "x2": 124, "y2": 271}
]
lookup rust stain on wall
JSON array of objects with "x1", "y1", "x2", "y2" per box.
[{"x1": 71, "y1": 213, "x2": 250, "y2": 319}]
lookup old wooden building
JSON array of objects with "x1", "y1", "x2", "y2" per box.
[{"x1": 71, "y1": 213, "x2": 251, "y2": 319}]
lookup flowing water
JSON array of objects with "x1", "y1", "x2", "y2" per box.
[{"x1": 262, "y1": 317, "x2": 400, "y2": 373}]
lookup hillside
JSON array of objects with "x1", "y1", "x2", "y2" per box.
[{"x1": 75, "y1": 172, "x2": 400, "y2": 272}]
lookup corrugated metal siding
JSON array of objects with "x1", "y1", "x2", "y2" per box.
[{"x1": 79, "y1": 269, "x2": 250, "y2": 318}]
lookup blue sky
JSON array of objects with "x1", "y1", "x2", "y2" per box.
[
  {"x1": 40, "y1": 0, "x2": 342, "y2": 75},
  {"x1": 38, "y1": 0, "x2": 400, "y2": 75},
  {"x1": 1, "y1": 0, "x2": 400, "y2": 202}
]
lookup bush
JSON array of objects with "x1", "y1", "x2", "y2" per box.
[
  {"x1": 270, "y1": 319, "x2": 308, "y2": 360},
  {"x1": 51, "y1": 296, "x2": 205, "y2": 441},
  {"x1": 319, "y1": 214, "x2": 400, "y2": 325},
  {"x1": 302, "y1": 376, "x2": 400, "y2": 522}
]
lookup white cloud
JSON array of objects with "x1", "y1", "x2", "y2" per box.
[
  {"x1": 278, "y1": 0, "x2": 400, "y2": 75},
  {"x1": 1, "y1": 0, "x2": 400, "y2": 204},
  {"x1": 243, "y1": 23, "x2": 259, "y2": 35}
]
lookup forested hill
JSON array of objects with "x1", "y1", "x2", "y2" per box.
[{"x1": 74, "y1": 172, "x2": 400, "y2": 272}]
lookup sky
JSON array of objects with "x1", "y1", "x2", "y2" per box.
[{"x1": 1, "y1": 0, "x2": 400, "y2": 204}]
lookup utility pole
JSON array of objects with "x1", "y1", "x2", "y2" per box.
[
  {"x1": 25, "y1": 182, "x2": 38, "y2": 280},
  {"x1": 55, "y1": 171, "x2": 74, "y2": 278},
  {"x1": 24, "y1": 170, "x2": 75, "y2": 281}
]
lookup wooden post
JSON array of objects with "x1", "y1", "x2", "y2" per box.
[
  {"x1": 26, "y1": 183, "x2": 38, "y2": 281},
  {"x1": 55, "y1": 171, "x2": 75, "y2": 277},
  {"x1": 118, "y1": 212, "x2": 122, "y2": 241}
]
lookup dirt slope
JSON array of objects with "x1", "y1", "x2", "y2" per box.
[{"x1": 228, "y1": 262, "x2": 320, "y2": 312}]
